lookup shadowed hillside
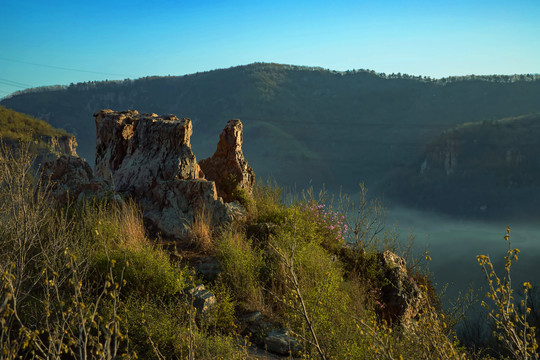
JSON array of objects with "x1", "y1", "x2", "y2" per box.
[
  {"x1": 390, "y1": 113, "x2": 540, "y2": 220},
  {"x1": 3, "y1": 63, "x2": 540, "y2": 217}
]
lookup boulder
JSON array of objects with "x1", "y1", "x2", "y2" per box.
[
  {"x1": 263, "y1": 329, "x2": 301, "y2": 356},
  {"x1": 377, "y1": 250, "x2": 422, "y2": 324},
  {"x1": 41, "y1": 155, "x2": 110, "y2": 204},
  {"x1": 199, "y1": 119, "x2": 255, "y2": 202},
  {"x1": 185, "y1": 284, "x2": 217, "y2": 317}
]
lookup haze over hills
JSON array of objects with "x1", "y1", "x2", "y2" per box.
[
  {"x1": 2, "y1": 63, "x2": 540, "y2": 219},
  {"x1": 393, "y1": 113, "x2": 540, "y2": 220}
]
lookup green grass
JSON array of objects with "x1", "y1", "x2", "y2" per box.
[{"x1": 0, "y1": 105, "x2": 68, "y2": 141}]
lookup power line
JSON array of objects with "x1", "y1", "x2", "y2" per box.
[
  {"x1": 0, "y1": 56, "x2": 130, "y2": 77},
  {"x1": 0, "y1": 78, "x2": 31, "y2": 88}
]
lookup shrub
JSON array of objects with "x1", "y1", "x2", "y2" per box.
[
  {"x1": 215, "y1": 228, "x2": 265, "y2": 311},
  {"x1": 124, "y1": 296, "x2": 186, "y2": 359},
  {"x1": 477, "y1": 227, "x2": 539, "y2": 359},
  {"x1": 203, "y1": 282, "x2": 237, "y2": 333},
  {"x1": 92, "y1": 246, "x2": 186, "y2": 299},
  {"x1": 250, "y1": 181, "x2": 287, "y2": 224}
]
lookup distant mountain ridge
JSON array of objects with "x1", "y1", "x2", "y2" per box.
[{"x1": 2, "y1": 63, "x2": 540, "y2": 218}]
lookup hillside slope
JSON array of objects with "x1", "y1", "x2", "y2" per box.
[
  {"x1": 0, "y1": 105, "x2": 68, "y2": 141},
  {"x1": 0, "y1": 105, "x2": 76, "y2": 162},
  {"x1": 391, "y1": 113, "x2": 540, "y2": 219},
  {"x1": 2, "y1": 63, "x2": 540, "y2": 215}
]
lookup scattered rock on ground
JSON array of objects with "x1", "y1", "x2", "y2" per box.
[
  {"x1": 185, "y1": 284, "x2": 217, "y2": 316},
  {"x1": 263, "y1": 329, "x2": 301, "y2": 357},
  {"x1": 241, "y1": 311, "x2": 263, "y2": 324}
]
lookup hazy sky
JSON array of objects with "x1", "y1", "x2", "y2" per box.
[{"x1": 1, "y1": 0, "x2": 539, "y2": 97}]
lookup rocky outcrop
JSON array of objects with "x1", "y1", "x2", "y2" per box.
[
  {"x1": 94, "y1": 110, "x2": 201, "y2": 186},
  {"x1": 93, "y1": 110, "x2": 247, "y2": 239},
  {"x1": 199, "y1": 119, "x2": 255, "y2": 202},
  {"x1": 378, "y1": 251, "x2": 422, "y2": 324},
  {"x1": 41, "y1": 155, "x2": 110, "y2": 204},
  {"x1": 41, "y1": 109, "x2": 252, "y2": 240},
  {"x1": 43, "y1": 135, "x2": 79, "y2": 157}
]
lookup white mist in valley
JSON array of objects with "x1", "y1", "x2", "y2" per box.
[{"x1": 386, "y1": 206, "x2": 540, "y2": 305}]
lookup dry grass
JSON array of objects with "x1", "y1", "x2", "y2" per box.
[
  {"x1": 115, "y1": 198, "x2": 148, "y2": 251},
  {"x1": 188, "y1": 205, "x2": 214, "y2": 253}
]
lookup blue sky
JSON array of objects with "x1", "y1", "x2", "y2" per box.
[{"x1": 1, "y1": 0, "x2": 539, "y2": 97}]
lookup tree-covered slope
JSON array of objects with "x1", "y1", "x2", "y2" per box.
[{"x1": 2, "y1": 63, "x2": 540, "y2": 213}]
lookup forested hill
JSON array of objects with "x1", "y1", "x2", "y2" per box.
[
  {"x1": 391, "y1": 113, "x2": 540, "y2": 220},
  {"x1": 2, "y1": 63, "x2": 540, "y2": 216}
]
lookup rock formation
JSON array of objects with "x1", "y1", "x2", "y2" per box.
[
  {"x1": 92, "y1": 110, "x2": 249, "y2": 239},
  {"x1": 44, "y1": 135, "x2": 79, "y2": 157},
  {"x1": 94, "y1": 110, "x2": 201, "y2": 187},
  {"x1": 377, "y1": 250, "x2": 422, "y2": 324},
  {"x1": 199, "y1": 119, "x2": 255, "y2": 202},
  {"x1": 41, "y1": 155, "x2": 110, "y2": 204},
  {"x1": 41, "y1": 109, "x2": 253, "y2": 240}
]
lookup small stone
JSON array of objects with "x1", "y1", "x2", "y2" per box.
[
  {"x1": 263, "y1": 329, "x2": 301, "y2": 356},
  {"x1": 185, "y1": 284, "x2": 217, "y2": 316},
  {"x1": 241, "y1": 311, "x2": 263, "y2": 324}
]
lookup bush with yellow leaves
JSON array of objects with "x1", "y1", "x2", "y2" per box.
[{"x1": 477, "y1": 227, "x2": 539, "y2": 359}]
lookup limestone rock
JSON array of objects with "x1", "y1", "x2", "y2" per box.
[
  {"x1": 263, "y1": 329, "x2": 301, "y2": 356},
  {"x1": 199, "y1": 119, "x2": 255, "y2": 202},
  {"x1": 94, "y1": 109, "x2": 200, "y2": 187},
  {"x1": 93, "y1": 110, "x2": 238, "y2": 239},
  {"x1": 186, "y1": 284, "x2": 217, "y2": 316},
  {"x1": 378, "y1": 250, "x2": 422, "y2": 324},
  {"x1": 41, "y1": 155, "x2": 110, "y2": 204},
  {"x1": 46, "y1": 135, "x2": 79, "y2": 157}
]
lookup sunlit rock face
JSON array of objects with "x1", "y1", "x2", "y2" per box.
[
  {"x1": 199, "y1": 119, "x2": 255, "y2": 202},
  {"x1": 93, "y1": 110, "x2": 248, "y2": 239},
  {"x1": 94, "y1": 109, "x2": 201, "y2": 186}
]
